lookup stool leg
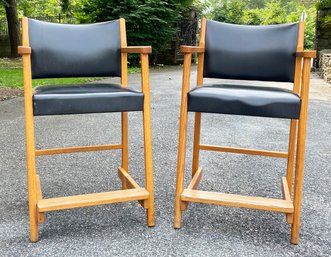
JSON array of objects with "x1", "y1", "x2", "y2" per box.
[
  {"x1": 291, "y1": 117, "x2": 307, "y2": 244},
  {"x1": 286, "y1": 119, "x2": 297, "y2": 224},
  {"x1": 121, "y1": 112, "x2": 129, "y2": 189},
  {"x1": 192, "y1": 113, "x2": 201, "y2": 177},
  {"x1": 141, "y1": 53, "x2": 155, "y2": 227},
  {"x1": 174, "y1": 53, "x2": 191, "y2": 229},
  {"x1": 174, "y1": 108, "x2": 188, "y2": 228},
  {"x1": 25, "y1": 111, "x2": 39, "y2": 242},
  {"x1": 291, "y1": 57, "x2": 311, "y2": 245},
  {"x1": 142, "y1": 109, "x2": 155, "y2": 227}
]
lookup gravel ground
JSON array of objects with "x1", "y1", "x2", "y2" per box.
[{"x1": 0, "y1": 66, "x2": 330, "y2": 256}]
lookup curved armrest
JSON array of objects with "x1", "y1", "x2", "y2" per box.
[
  {"x1": 121, "y1": 46, "x2": 152, "y2": 54},
  {"x1": 180, "y1": 46, "x2": 205, "y2": 53},
  {"x1": 296, "y1": 51, "x2": 316, "y2": 58},
  {"x1": 18, "y1": 46, "x2": 31, "y2": 55}
]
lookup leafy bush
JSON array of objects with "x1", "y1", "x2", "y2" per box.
[
  {"x1": 76, "y1": 0, "x2": 191, "y2": 64},
  {"x1": 316, "y1": 0, "x2": 331, "y2": 10},
  {"x1": 211, "y1": 0, "x2": 246, "y2": 24},
  {"x1": 208, "y1": 0, "x2": 316, "y2": 49}
]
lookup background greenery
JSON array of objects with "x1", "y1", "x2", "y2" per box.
[
  {"x1": 0, "y1": 58, "x2": 140, "y2": 88},
  {"x1": 194, "y1": 0, "x2": 318, "y2": 49},
  {"x1": 1, "y1": 0, "x2": 323, "y2": 55},
  {"x1": 1, "y1": 0, "x2": 329, "y2": 89}
]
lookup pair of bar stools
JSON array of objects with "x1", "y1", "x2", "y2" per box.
[{"x1": 18, "y1": 17, "x2": 316, "y2": 244}]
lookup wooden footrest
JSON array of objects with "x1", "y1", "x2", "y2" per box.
[
  {"x1": 181, "y1": 189, "x2": 293, "y2": 213},
  {"x1": 38, "y1": 188, "x2": 149, "y2": 212}
]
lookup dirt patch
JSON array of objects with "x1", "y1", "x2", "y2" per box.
[{"x1": 0, "y1": 87, "x2": 23, "y2": 101}]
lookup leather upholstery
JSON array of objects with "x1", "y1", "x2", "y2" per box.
[
  {"x1": 204, "y1": 20, "x2": 299, "y2": 82},
  {"x1": 33, "y1": 83, "x2": 144, "y2": 116},
  {"x1": 28, "y1": 19, "x2": 121, "y2": 79},
  {"x1": 188, "y1": 84, "x2": 301, "y2": 119}
]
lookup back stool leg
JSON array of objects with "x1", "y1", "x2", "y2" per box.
[
  {"x1": 121, "y1": 112, "x2": 129, "y2": 189},
  {"x1": 192, "y1": 113, "x2": 201, "y2": 177},
  {"x1": 291, "y1": 57, "x2": 312, "y2": 244},
  {"x1": 291, "y1": 116, "x2": 308, "y2": 244},
  {"x1": 174, "y1": 53, "x2": 191, "y2": 228},
  {"x1": 286, "y1": 119, "x2": 298, "y2": 224},
  {"x1": 25, "y1": 114, "x2": 39, "y2": 242},
  {"x1": 141, "y1": 53, "x2": 155, "y2": 227},
  {"x1": 174, "y1": 105, "x2": 189, "y2": 228},
  {"x1": 142, "y1": 107, "x2": 155, "y2": 227}
]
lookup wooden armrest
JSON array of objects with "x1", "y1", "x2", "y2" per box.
[
  {"x1": 18, "y1": 46, "x2": 31, "y2": 55},
  {"x1": 296, "y1": 51, "x2": 316, "y2": 58},
  {"x1": 180, "y1": 46, "x2": 205, "y2": 53},
  {"x1": 121, "y1": 46, "x2": 152, "y2": 54}
]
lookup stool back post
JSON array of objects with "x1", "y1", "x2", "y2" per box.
[
  {"x1": 291, "y1": 55, "x2": 313, "y2": 244},
  {"x1": 140, "y1": 52, "x2": 155, "y2": 226},
  {"x1": 120, "y1": 18, "x2": 128, "y2": 87},
  {"x1": 174, "y1": 51, "x2": 192, "y2": 228},
  {"x1": 119, "y1": 18, "x2": 129, "y2": 189},
  {"x1": 285, "y1": 20, "x2": 305, "y2": 224},
  {"x1": 197, "y1": 17, "x2": 206, "y2": 86},
  {"x1": 192, "y1": 17, "x2": 206, "y2": 177},
  {"x1": 21, "y1": 16, "x2": 39, "y2": 242}
]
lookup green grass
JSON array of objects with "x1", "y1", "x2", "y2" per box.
[{"x1": 0, "y1": 58, "x2": 140, "y2": 89}]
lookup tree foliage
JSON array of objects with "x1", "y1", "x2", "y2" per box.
[
  {"x1": 201, "y1": 0, "x2": 316, "y2": 49},
  {"x1": 76, "y1": 0, "x2": 192, "y2": 64},
  {"x1": 316, "y1": 0, "x2": 331, "y2": 10},
  {"x1": 17, "y1": 0, "x2": 80, "y2": 17}
]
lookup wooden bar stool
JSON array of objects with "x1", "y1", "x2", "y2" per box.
[
  {"x1": 18, "y1": 17, "x2": 155, "y2": 242},
  {"x1": 174, "y1": 18, "x2": 316, "y2": 244}
]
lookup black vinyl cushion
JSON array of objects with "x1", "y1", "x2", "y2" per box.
[
  {"x1": 28, "y1": 19, "x2": 121, "y2": 79},
  {"x1": 204, "y1": 20, "x2": 299, "y2": 82},
  {"x1": 33, "y1": 83, "x2": 144, "y2": 116},
  {"x1": 188, "y1": 84, "x2": 301, "y2": 119}
]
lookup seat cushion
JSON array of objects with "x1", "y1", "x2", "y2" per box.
[
  {"x1": 188, "y1": 84, "x2": 301, "y2": 119},
  {"x1": 33, "y1": 83, "x2": 144, "y2": 116}
]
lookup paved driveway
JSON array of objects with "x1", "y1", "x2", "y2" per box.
[{"x1": 0, "y1": 66, "x2": 330, "y2": 256}]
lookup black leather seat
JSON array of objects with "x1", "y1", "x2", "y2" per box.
[
  {"x1": 188, "y1": 84, "x2": 301, "y2": 119},
  {"x1": 33, "y1": 83, "x2": 144, "y2": 116}
]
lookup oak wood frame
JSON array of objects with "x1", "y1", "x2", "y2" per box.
[
  {"x1": 19, "y1": 17, "x2": 155, "y2": 242},
  {"x1": 174, "y1": 18, "x2": 316, "y2": 244}
]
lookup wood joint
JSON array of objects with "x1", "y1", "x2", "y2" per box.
[
  {"x1": 281, "y1": 177, "x2": 294, "y2": 224},
  {"x1": 121, "y1": 46, "x2": 152, "y2": 54},
  {"x1": 296, "y1": 50, "x2": 317, "y2": 58},
  {"x1": 36, "y1": 175, "x2": 45, "y2": 224},
  {"x1": 18, "y1": 46, "x2": 31, "y2": 55},
  {"x1": 118, "y1": 167, "x2": 149, "y2": 208},
  {"x1": 180, "y1": 46, "x2": 205, "y2": 53},
  {"x1": 181, "y1": 167, "x2": 203, "y2": 211}
]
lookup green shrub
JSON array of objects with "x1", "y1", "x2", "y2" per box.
[
  {"x1": 316, "y1": 0, "x2": 331, "y2": 10},
  {"x1": 209, "y1": 0, "x2": 316, "y2": 49},
  {"x1": 76, "y1": 0, "x2": 191, "y2": 64}
]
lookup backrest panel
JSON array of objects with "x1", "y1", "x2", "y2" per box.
[
  {"x1": 204, "y1": 20, "x2": 299, "y2": 82},
  {"x1": 28, "y1": 19, "x2": 121, "y2": 79}
]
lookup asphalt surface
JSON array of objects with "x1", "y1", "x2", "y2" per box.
[{"x1": 0, "y1": 66, "x2": 330, "y2": 256}]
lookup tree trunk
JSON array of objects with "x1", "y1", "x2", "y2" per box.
[{"x1": 5, "y1": 0, "x2": 20, "y2": 58}]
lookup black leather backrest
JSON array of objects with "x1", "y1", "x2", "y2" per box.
[
  {"x1": 28, "y1": 19, "x2": 121, "y2": 79},
  {"x1": 204, "y1": 20, "x2": 299, "y2": 82}
]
